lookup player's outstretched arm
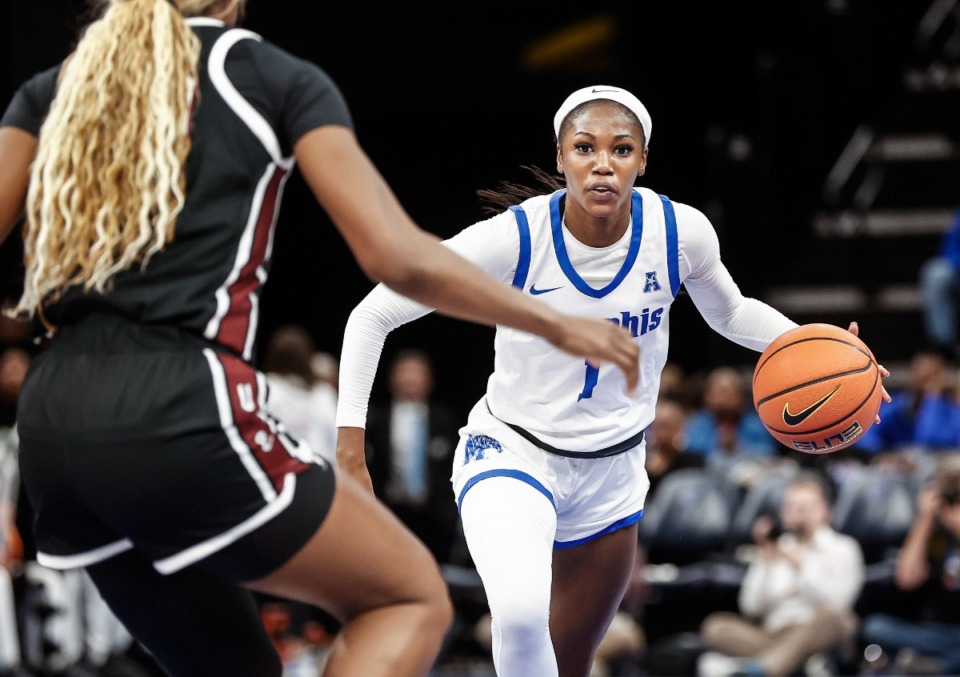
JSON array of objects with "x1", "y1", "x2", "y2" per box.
[
  {"x1": 334, "y1": 283, "x2": 434, "y2": 492},
  {"x1": 0, "y1": 127, "x2": 36, "y2": 247},
  {"x1": 293, "y1": 125, "x2": 640, "y2": 392}
]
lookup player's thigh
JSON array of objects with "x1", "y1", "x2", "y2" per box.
[{"x1": 246, "y1": 469, "x2": 450, "y2": 621}]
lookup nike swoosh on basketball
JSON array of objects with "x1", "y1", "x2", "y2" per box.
[
  {"x1": 530, "y1": 284, "x2": 562, "y2": 296},
  {"x1": 782, "y1": 384, "x2": 842, "y2": 426}
]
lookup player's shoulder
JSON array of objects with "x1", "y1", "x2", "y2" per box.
[
  {"x1": 461, "y1": 190, "x2": 557, "y2": 235},
  {"x1": 195, "y1": 20, "x2": 316, "y2": 71},
  {"x1": 454, "y1": 208, "x2": 524, "y2": 247},
  {"x1": 516, "y1": 190, "x2": 559, "y2": 212},
  {"x1": 1, "y1": 64, "x2": 62, "y2": 135},
  {"x1": 10, "y1": 63, "x2": 61, "y2": 105},
  {"x1": 19, "y1": 63, "x2": 61, "y2": 90},
  {"x1": 188, "y1": 17, "x2": 255, "y2": 46},
  {"x1": 634, "y1": 187, "x2": 714, "y2": 234},
  {"x1": 647, "y1": 190, "x2": 711, "y2": 226},
  {"x1": 508, "y1": 190, "x2": 561, "y2": 230}
]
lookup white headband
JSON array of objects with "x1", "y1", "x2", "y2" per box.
[{"x1": 553, "y1": 85, "x2": 652, "y2": 147}]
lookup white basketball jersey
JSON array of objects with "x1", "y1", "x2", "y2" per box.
[{"x1": 484, "y1": 186, "x2": 681, "y2": 453}]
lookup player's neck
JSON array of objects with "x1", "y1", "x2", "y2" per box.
[{"x1": 562, "y1": 205, "x2": 630, "y2": 248}]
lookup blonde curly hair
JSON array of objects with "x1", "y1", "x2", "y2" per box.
[{"x1": 11, "y1": 0, "x2": 244, "y2": 319}]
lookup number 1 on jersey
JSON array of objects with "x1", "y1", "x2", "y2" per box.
[{"x1": 578, "y1": 361, "x2": 600, "y2": 401}]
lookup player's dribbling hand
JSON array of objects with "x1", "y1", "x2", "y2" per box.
[
  {"x1": 552, "y1": 315, "x2": 640, "y2": 395},
  {"x1": 847, "y1": 321, "x2": 892, "y2": 424}
]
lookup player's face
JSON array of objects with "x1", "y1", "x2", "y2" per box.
[{"x1": 557, "y1": 101, "x2": 648, "y2": 222}]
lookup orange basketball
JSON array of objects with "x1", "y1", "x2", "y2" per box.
[{"x1": 752, "y1": 323, "x2": 883, "y2": 454}]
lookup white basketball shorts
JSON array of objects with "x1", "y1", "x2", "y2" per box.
[{"x1": 450, "y1": 397, "x2": 650, "y2": 548}]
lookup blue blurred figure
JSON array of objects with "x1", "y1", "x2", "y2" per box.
[
  {"x1": 860, "y1": 456, "x2": 960, "y2": 674},
  {"x1": 856, "y1": 349, "x2": 960, "y2": 456},
  {"x1": 686, "y1": 366, "x2": 778, "y2": 458},
  {"x1": 686, "y1": 366, "x2": 780, "y2": 488},
  {"x1": 919, "y1": 205, "x2": 960, "y2": 361}
]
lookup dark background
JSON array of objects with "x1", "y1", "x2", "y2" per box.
[{"x1": 0, "y1": 1, "x2": 933, "y2": 418}]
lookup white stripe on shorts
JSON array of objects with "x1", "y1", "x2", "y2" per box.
[{"x1": 152, "y1": 472, "x2": 297, "y2": 575}]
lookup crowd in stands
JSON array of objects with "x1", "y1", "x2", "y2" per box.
[{"x1": 2, "y1": 312, "x2": 960, "y2": 676}]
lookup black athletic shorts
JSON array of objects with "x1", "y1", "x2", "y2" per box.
[{"x1": 16, "y1": 314, "x2": 335, "y2": 581}]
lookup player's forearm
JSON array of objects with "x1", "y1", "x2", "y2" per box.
[
  {"x1": 335, "y1": 290, "x2": 411, "y2": 429},
  {"x1": 335, "y1": 427, "x2": 374, "y2": 495},
  {"x1": 687, "y1": 279, "x2": 797, "y2": 352},
  {"x1": 375, "y1": 228, "x2": 562, "y2": 341}
]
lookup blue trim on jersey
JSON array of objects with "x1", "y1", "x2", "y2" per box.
[
  {"x1": 659, "y1": 194, "x2": 681, "y2": 298},
  {"x1": 553, "y1": 509, "x2": 645, "y2": 550},
  {"x1": 508, "y1": 206, "x2": 532, "y2": 290},
  {"x1": 457, "y1": 469, "x2": 554, "y2": 514},
  {"x1": 549, "y1": 190, "x2": 643, "y2": 299}
]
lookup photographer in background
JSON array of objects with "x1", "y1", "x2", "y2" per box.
[
  {"x1": 698, "y1": 471, "x2": 865, "y2": 677},
  {"x1": 860, "y1": 455, "x2": 960, "y2": 674}
]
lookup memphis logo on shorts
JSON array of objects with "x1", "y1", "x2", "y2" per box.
[{"x1": 464, "y1": 435, "x2": 503, "y2": 465}]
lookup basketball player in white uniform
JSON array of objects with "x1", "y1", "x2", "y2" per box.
[{"x1": 335, "y1": 85, "x2": 888, "y2": 677}]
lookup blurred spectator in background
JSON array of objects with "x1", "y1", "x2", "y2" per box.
[
  {"x1": 259, "y1": 599, "x2": 335, "y2": 677},
  {"x1": 311, "y1": 350, "x2": 340, "y2": 391},
  {"x1": 685, "y1": 366, "x2": 780, "y2": 488},
  {"x1": 0, "y1": 348, "x2": 24, "y2": 674},
  {"x1": 860, "y1": 454, "x2": 960, "y2": 675},
  {"x1": 646, "y1": 399, "x2": 704, "y2": 497},
  {"x1": 698, "y1": 471, "x2": 864, "y2": 677},
  {"x1": 20, "y1": 566, "x2": 139, "y2": 675},
  {"x1": 919, "y1": 205, "x2": 960, "y2": 362},
  {"x1": 366, "y1": 348, "x2": 461, "y2": 564},
  {"x1": 855, "y1": 349, "x2": 960, "y2": 466},
  {"x1": 261, "y1": 325, "x2": 338, "y2": 464},
  {"x1": 658, "y1": 360, "x2": 688, "y2": 405}
]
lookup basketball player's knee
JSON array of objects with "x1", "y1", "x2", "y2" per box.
[
  {"x1": 428, "y1": 586, "x2": 455, "y2": 637},
  {"x1": 411, "y1": 567, "x2": 453, "y2": 638},
  {"x1": 494, "y1": 595, "x2": 550, "y2": 647}
]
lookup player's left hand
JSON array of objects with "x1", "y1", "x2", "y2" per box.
[
  {"x1": 552, "y1": 314, "x2": 640, "y2": 396},
  {"x1": 847, "y1": 321, "x2": 892, "y2": 424}
]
